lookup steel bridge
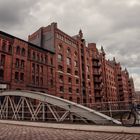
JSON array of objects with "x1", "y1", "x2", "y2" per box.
[{"x1": 0, "y1": 90, "x2": 121, "y2": 124}]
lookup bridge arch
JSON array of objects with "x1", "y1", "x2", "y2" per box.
[{"x1": 0, "y1": 90, "x2": 121, "y2": 124}]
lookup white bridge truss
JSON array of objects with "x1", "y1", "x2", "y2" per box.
[{"x1": 0, "y1": 90, "x2": 121, "y2": 124}]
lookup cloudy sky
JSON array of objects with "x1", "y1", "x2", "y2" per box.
[{"x1": 0, "y1": 0, "x2": 140, "y2": 90}]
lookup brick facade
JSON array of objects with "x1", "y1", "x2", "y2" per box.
[{"x1": 0, "y1": 22, "x2": 135, "y2": 108}]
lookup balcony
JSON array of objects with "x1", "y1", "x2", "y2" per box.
[
  {"x1": 94, "y1": 78, "x2": 102, "y2": 83},
  {"x1": 118, "y1": 82, "x2": 123, "y2": 86},
  {"x1": 93, "y1": 71, "x2": 101, "y2": 76},
  {"x1": 93, "y1": 55, "x2": 100, "y2": 61},
  {"x1": 95, "y1": 93, "x2": 102, "y2": 98},
  {"x1": 118, "y1": 78, "x2": 122, "y2": 81},
  {"x1": 119, "y1": 92, "x2": 124, "y2": 96},
  {"x1": 119, "y1": 87, "x2": 123, "y2": 91},
  {"x1": 94, "y1": 85, "x2": 102, "y2": 91},
  {"x1": 119, "y1": 96, "x2": 124, "y2": 101},
  {"x1": 93, "y1": 62, "x2": 101, "y2": 68}
]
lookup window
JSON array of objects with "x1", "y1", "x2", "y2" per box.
[
  {"x1": 28, "y1": 50, "x2": 31, "y2": 58},
  {"x1": 21, "y1": 60, "x2": 25, "y2": 69},
  {"x1": 67, "y1": 68, "x2": 71, "y2": 74},
  {"x1": 36, "y1": 76, "x2": 39, "y2": 85},
  {"x1": 16, "y1": 46, "x2": 20, "y2": 55},
  {"x1": 74, "y1": 51, "x2": 77, "y2": 57},
  {"x1": 40, "y1": 66, "x2": 43, "y2": 74},
  {"x1": 36, "y1": 65, "x2": 39, "y2": 73},
  {"x1": 76, "y1": 79, "x2": 79, "y2": 84},
  {"x1": 60, "y1": 96, "x2": 64, "y2": 99},
  {"x1": 68, "y1": 77, "x2": 72, "y2": 83},
  {"x1": 41, "y1": 55, "x2": 43, "y2": 62},
  {"x1": 69, "y1": 87, "x2": 72, "y2": 93},
  {"x1": 1, "y1": 54, "x2": 5, "y2": 66},
  {"x1": 32, "y1": 52, "x2": 36, "y2": 60},
  {"x1": 0, "y1": 69, "x2": 4, "y2": 80},
  {"x1": 50, "y1": 57, "x2": 53, "y2": 65},
  {"x1": 45, "y1": 55, "x2": 48, "y2": 63},
  {"x1": 15, "y1": 72, "x2": 19, "y2": 81},
  {"x1": 58, "y1": 44, "x2": 62, "y2": 50},
  {"x1": 15, "y1": 58, "x2": 19, "y2": 68},
  {"x1": 32, "y1": 63, "x2": 35, "y2": 73},
  {"x1": 32, "y1": 75, "x2": 35, "y2": 84},
  {"x1": 89, "y1": 98, "x2": 92, "y2": 103},
  {"x1": 40, "y1": 77, "x2": 43, "y2": 85},
  {"x1": 69, "y1": 97, "x2": 72, "y2": 101},
  {"x1": 67, "y1": 48, "x2": 71, "y2": 55},
  {"x1": 50, "y1": 79, "x2": 53, "y2": 87},
  {"x1": 82, "y1": 81, "x2": 85, "y2": 86},
  {"x1": 50, "y1": 68, "x2": 53, "y2": 75},
  {"x1": 58, "y1": 65, "x2": 63, "y2": 71},
  {"x1": 88, "y1": 82, "x2": 90, "y2": 86},
  {"x1": 59, "y1": 75, "x2": 63, "y2": 83},
  {"x1": 67, "y1": 58, "x2": 71, "y2": 65},
  {"x1": 82, "y1": 73, "x2": 85, "y2": 78},
  {"x1": 87, "y1": 66, "x2": 89, "y2": 72},
  {"x1": 21, "y1": 48, "x2": 25, "y2": 56},
  {"x1": 77, "y1": 97, "x2": 80, "y2": 103},
  {"x1": 89, "y1": 90, "x2": 91, "y2": 94},
  {"x1": 20, "y1": 73, "x2": 24, "y2": 81},
  {"x1": 75, "y1": 70, "x2": 78, "y2": 76},
  {"x1": 37, "y1": 53, "x2": 40, "y2": 61},
  {"x1": 2, "y1": 41, "x2": 6, "y2": 51},
  {"x1": 74, "y1": 61, "x2": 78, "y2": 67},
  {"x1": 58, "y1": 54, "x2": 63, "y2": 62},
  {"x1": 60, "y1": 86, "x2": 64, "y2": 92},
  {"x1": 76, "y1": 89, "x2": 79, "y2": 94},
  {"x1": 8, "y1": 44, "x2": 12, "y2": 53}
]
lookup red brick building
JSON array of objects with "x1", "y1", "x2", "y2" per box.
[
  {"x1": 0, "y1": 22, "x2": 135, "y2": 109},
  {"x1": 0, "y1": 31, "x2": 55, "y2": 94}
]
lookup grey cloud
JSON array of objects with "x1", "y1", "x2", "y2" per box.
[
  {"x1": 0, "y1": 0, "x2": 140, "y2": 90},
  {"x1": 0, "y1": 0, "x2": 38, "y2": 29}
]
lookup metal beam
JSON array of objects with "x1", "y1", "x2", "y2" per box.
[{"x1": 0, "y1": 90, "x2": 121, "y2": 124}]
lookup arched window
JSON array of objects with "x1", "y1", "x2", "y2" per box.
[
  {"x1": 21, "y1": 48, "x2": 25, "y2": 56},
  {"x1": 67, "y1": 48, "x2": 71, "y2": 55},
  {"x1": 58, "y1": 44, "x2": 63, "y2": 50},
  {"x1": 16, "y1": 46, "x2": 20, "y2": 55},
  {"x1": 74, "y1": 51, "x2": 77, "y2": 57}
]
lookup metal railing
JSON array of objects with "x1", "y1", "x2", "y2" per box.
[{"x1": 0, "y1": 94, "x2": 139, "y2": 124}]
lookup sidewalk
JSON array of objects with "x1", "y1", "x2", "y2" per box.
[{"x1": 0, "y1": 120, "x2": 139, "y2": 134}]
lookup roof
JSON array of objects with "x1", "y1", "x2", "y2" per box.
[{"x1": 0, "y1": 31, "x2": 55, "y2": 54}]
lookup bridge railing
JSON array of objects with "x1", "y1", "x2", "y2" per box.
[
  {"x1": 0, "y1": 91, "x2": 139, "y2": 124},
  {"x1": 79, "y1": 100, "x2": 140, "y2": 119}
]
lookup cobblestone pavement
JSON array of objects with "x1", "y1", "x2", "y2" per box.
[{"x1": 0, "y1": 124, "x2": 139, "y2": 140}]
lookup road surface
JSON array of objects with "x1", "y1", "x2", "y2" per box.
[{"x1": 0, "y1": 123, "x2": 139, "y2": 140}]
